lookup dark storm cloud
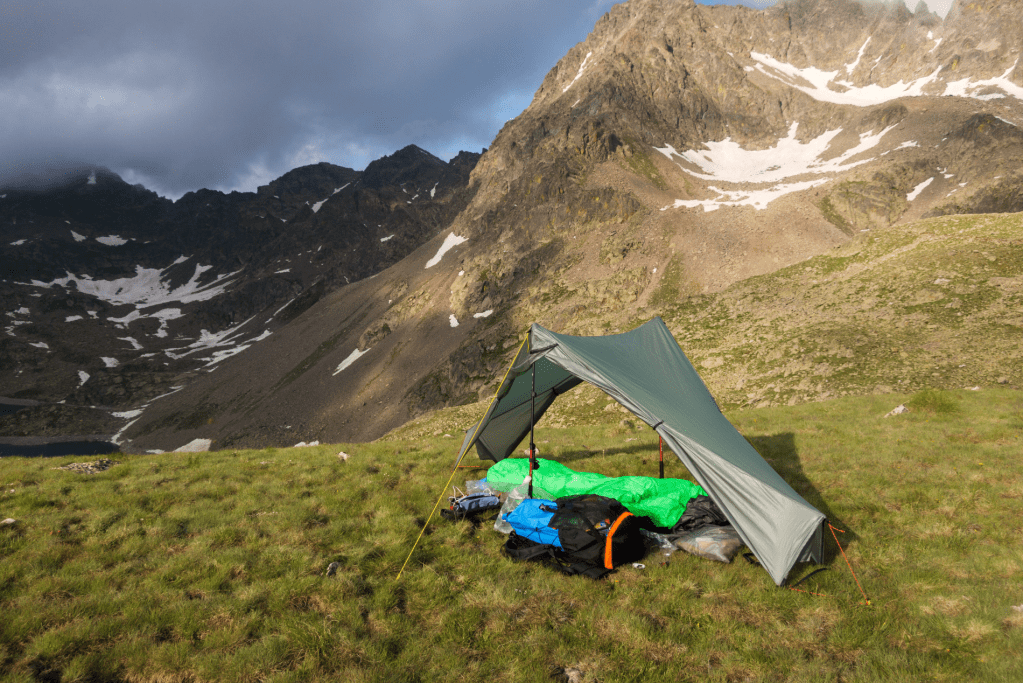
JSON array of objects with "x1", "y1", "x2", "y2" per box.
[{"x1": 0, "y1": 0, "x2": 617, "y2": 198}]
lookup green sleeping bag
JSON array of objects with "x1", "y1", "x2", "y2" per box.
[{"x1": 486, "y1": 457, "x2": 706, "y2": 529}]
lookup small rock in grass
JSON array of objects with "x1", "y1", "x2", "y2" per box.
[
  {"x1": 337, "y1": 451, "x2": 350, "y2": 462},
  {"x1": 53, "y1": 459, "x2": 119, "y2": 474},
  {"x1": 1, "y1": 518, "x2": 17, "y2": 527},
  {"x1": 884, "y1": 404, "x2": 909, "y2": 418},
  {"x1": 326, "y1": 561, "x2": 340, "y2": 577},
  {"x1": 549, "y1": 666, "x2": 585, "y2": 683}
]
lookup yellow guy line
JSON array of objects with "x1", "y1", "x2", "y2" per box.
[{"x1": 396, "y1": 334, "x2": 529, "y2": 581}]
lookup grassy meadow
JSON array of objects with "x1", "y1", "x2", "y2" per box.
[{"x1": 1, "y1": 387, "x2": 1022, "y2": 682}]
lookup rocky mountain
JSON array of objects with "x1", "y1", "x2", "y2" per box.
[
  {"x1": 0, "y1": 147, "x2": 479, "y2": 444},
  {"x1": 4, "y1": 0, "x2": 1023, "y2": 454}
]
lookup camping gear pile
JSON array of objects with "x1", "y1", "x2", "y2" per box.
[
  {"x1": 478, "y1": 457, "x2": 742, "y2": 576},
  {"x1": 502, "y1": 494, "x2": 646, "y2": 579},
  {"x1": 451, "y1": 318, "x2": 827, "y2": 587}
]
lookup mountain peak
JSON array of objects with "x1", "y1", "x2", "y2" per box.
[{"x1": 361, "y1": 145, "x2": 449, "y2": 189}]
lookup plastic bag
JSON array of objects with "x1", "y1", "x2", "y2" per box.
[
  {"x1": 640, "y1": 528, "x2": 676, "y2": 551},
  {"x1": 672, "y1": 525, "x2": 744, "y2": 563},
  {"x1": 494, "y1": 476, "x2": 554, "y2": 534},
  {"x1": 464, "y1": 479, "x2": 492, "y2": 495}
]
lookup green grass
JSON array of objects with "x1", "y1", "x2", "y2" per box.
[
  {"x1": 907, "y1": 388, "x2": 961, "y2": 414},
  {"x1": 2, "y1": 388, "x2": 1022, "y2": 681},
  {"x1": 621, "y1": 141, "x2": 668, "y2": 191},
  {"x1": 654, "y1": 212, "x2": 1023, "y2": 411}
]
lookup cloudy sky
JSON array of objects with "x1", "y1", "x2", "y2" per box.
[{"x1": 0, "y1": 0, "x2": 952, "y2": 199}]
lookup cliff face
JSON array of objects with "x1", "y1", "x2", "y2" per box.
[{"x1": 6, "y1": 0, "x2": 1023, "y2": 453}]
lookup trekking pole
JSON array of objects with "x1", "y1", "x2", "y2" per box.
[
  {"x1": 528, "y1": 361, "x2": 536, "y2": 498},
  {"x1": 659, "y1": 435, "x2": 664, "y2": 479}
]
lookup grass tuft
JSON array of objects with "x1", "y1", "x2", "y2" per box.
[{"x1": 907, "y1": 388, "x2": 961, "y2": 414}]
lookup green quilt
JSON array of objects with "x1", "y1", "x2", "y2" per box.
[{"x1": 485, "y1": 458, "x2": 706, "y2": 528}]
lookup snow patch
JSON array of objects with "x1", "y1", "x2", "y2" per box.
[
  {"x1": 65, "y1": 315, "x2": 83, "y2": 322},
  {"x1": 119, "y1": 337, "x2": 144, "y2": 351},
  {"x1": 907, "y1": 177, "x2": 934, "y2": 201},
  {"x1": 101, "y1": 357, "x2": 119, "y2": 368},
  {"x1": 163, "y1": 316, "x2": 261, "y2": 367},
  {"x1": 473, "y1": 310, "x2": 494, "y2": 318},
  {"x1": 655, "y1": 122, "x2": 894, "y2": 185},
  {"x1": 943, "y1": 59, "x2": 1023, "y2": 100},
  {"x1": 274, "y1": 298, "x2": 296, "y2": 316},
  {"x1": 78, "y1": 370, "x2": 90, "y2": 386},
  {"x1": 275, "y1": 268, "x2": 291, "y2": 274},
  {"x1": 449, "y1": 314, "x2": 459, "y2": 328},
  {"x1": 174, "y1": 439, "x2": 211, "y2": 453},
  {"x1": 9, "y1": 239, "x2": 26, "y2": 246},
  {"x1": 656, "y1": 122, "x2": 895, "y2": 211},
  {"x1": 752, "y1": 50, "x2": 1023, "y2": 104},
  {"x1": 333, "y1": 348, "x2": 370, "y2": 376},
  {"x1": 112, "y1": 409, "x2": 143, "y2": 419},
  {"x1": 380, "y1": 234, "x2": 395, "y2": 242},
  {"x1": 30, "y1": 341, "x2": 49, "y2": 350},
  {"x1": 152, "y1": 308, "x2": 184, "y2": 338},
  {"x1": 96, "y1": 235, "x2": 128, "y2": 246},
  {"x1": 846, "y1": 38, "x2": 870, "y2": 74},
  {"x1": 425, "y1": 233, "x2": 467, "y2": 268},
  {"x1": 310, "y1": 184, "x2": 347, "y2": 213},
  {"x1": 293, "y1": 441, "x2": 320, "y2": 448},
  {"x1": 752, "y1": 51, "x2": 945, "y2": 104},
  {"x1": 563, "y1": 51, "x2": 593, "y2": 93},
  {"x1": 22, "y1": 262, "x2": 240, "y2": 309},
  {"x1": 71, "y1": 230, "x2": 86, "y2": 242},
  {"x1": 108, "y1": 309, "x2": 143, "y2": 328}
]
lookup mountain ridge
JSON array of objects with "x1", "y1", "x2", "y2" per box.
[{"x1": 0, "y1": 147, "x2": 481, "y2": 445}]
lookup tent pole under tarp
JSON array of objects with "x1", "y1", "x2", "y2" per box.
[
  {"x1": 528, "y1": 361, "x2": 536, "y2": 498},
  {"x1": 659, "y1": 435, "x2": 664, "y2": 479}
]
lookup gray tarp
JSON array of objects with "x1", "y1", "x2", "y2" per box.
[{"x1": 457, "y1": 317, "x2": 825, "y2": 586}]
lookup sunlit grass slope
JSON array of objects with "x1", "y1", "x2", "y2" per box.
[
  {"x1": 1, "y1": 388, "x2": 1021, "y2": 682},
  {"x1": 657, "y1": 212, "x2": 1023, "y2": 411}
]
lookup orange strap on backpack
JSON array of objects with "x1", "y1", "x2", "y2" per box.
[{"x1": 604, "y1": 512, "x2": 634, "y2": 569}]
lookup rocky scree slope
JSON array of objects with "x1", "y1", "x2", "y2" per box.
[{"x1": 0, "y1": 147, "x2": 479, "y2": 442}]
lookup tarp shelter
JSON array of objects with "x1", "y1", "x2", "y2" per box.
[{"x1": 457, "y1": 317, "x2": 825, "y2": 586}]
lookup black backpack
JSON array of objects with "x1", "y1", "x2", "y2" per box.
[{"x1": 504, "y1": 494, "x2": 646, "y2": 579}]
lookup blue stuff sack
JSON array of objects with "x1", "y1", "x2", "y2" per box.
[{"x1": 504, "y1": 499, "x2": 561, "y2": 547}]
